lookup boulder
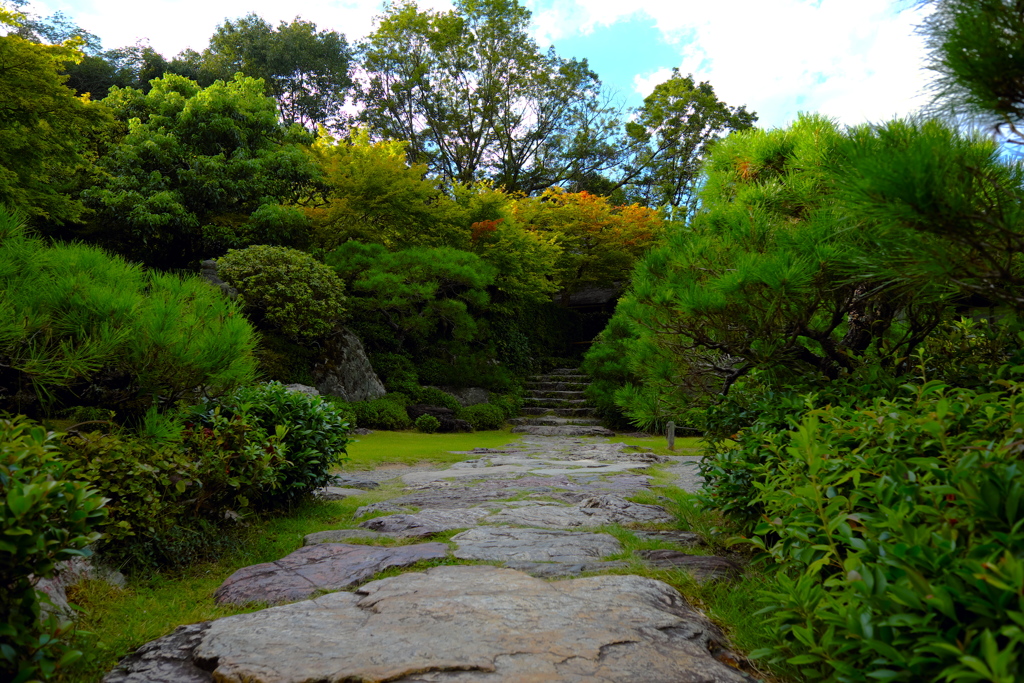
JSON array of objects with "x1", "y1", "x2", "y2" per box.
[
  {"x1": 199, "y1": 259, "x2": 237, "y2": 299},
  {"x1": 283, "y1": 383, "x2": 319, "y2": 396},
  {"x1": 35, "y1": 556, "x2": 125, "y2": 621},
  {"x1": 105, "y1": 566, "x2": 752, "y2": 683},
  {"x1": 312, "y1": 327, "x2": 386, "y2": 402}
]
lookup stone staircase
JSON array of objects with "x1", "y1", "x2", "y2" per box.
[{"x1": 509, "y1": 368, "x2": 614, "y2": 436}]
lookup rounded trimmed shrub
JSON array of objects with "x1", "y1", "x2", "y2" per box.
[
  {"x1": 414, "y1": 414, "x2": 440, "y2": 433},
  {"x1": 458, "y1": 403, "x2": 506, "y2": 431},
  {"x1": 217, "y1": 245, "x2": 346, "y2": 341}
]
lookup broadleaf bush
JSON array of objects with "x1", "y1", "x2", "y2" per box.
[
  {"x1": 1, "y1": 415, "x2": 107, "y2": 682},
  {"x1": 701, "y1": 378, "x2": 1024, "y2": 681}
]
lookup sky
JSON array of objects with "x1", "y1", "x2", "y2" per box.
[{"x1": 18, "y1": 0, "x2": 934, "y2": 130}]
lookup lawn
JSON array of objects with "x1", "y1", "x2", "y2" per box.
[{"x1": 342, "y1": 428, "x2": 525, "y2": 469}]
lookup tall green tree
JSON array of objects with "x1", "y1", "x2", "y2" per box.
[
  {"x1": 594, "y1": 115, "x2": 973, "y2": 429},
  {"x1": 80, "y1": 73, "x2": 320, "y2": 268},
  {"x1": 0, "y1": 11, "x2": 109, "y2": 222},
  {"x1": 203, "y1": 14, "x2": 353, "y2": 129},
  {"x1": 920, "y1": 0, "x2": 1024, "y2": 144},
  {"x1": 616, "y1": 69, "x2": 757, "y2": 214},
  {"x1": 358, "y1": 0, "x2": 620, "y2": 193}
]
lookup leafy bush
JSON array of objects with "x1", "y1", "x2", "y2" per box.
[
  {"x1": 349, "y1": 395, "x2": 412, "y2": 430},
  {"x1": 1, "y1": 416, "x2": 107, "y2": 682},
  {"x1": 488, "y1": 393, "x2": 523, "y2": 420},
  {"x1": 62, "y1": 409, "x2": 286, "y2": 567},
  {"x1": 0, "y1": 207, "x2": 257, "y2": 420},
  {"x1": 414, "y1": 414, "x2": 440, "y2": 433},
  {"x1": 704, "y1": 378, "x2": 1024, "y2": 681},
  {"x1": 458, "y1": 403, "x2": 506, "y2": 431},
  {"x1": 217, "y1": 245, "x2": 346, "y2": 342},
  {"x1": 189, "y1": 382, "x2": 351, "y2": 504},
  {"x1": 404, "y1": 386, "x2": 461, "y2": 412}
]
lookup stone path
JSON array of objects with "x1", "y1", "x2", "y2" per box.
[{"x1": 104, "y1": 434, "x2": 752, "y2": 682}]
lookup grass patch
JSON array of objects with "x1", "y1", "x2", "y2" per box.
[
  {"x1": 343, "y1": 428, "x2": 523, "y2": 470},
  {"x1": 613, "y1": 434, "x2": 704, "y2": 457}
]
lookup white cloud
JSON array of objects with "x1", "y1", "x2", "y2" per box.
[
  {"x1": 26, "y1": 0, "x2": 455, "y2": 55},
  {"x1": 532, "y1": 0, "x2": 932, "y2": 128}
]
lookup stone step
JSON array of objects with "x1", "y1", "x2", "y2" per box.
[
  {"x1": 529, "y1": 374, "x2": 588, "y2": 382},
  {"x1": 508, "y1": 416, "x2": 603, "y2": 427},
  {"x1": 521, "y1": 406, "x2": 594, "y2": 417},
  {"x1": 524, "y1": 381, "x2": 589, "y2": 392},
  {"x1": 524, "y1": 390, "x2": 587, "y2": 400},
  {"x1": 511, "y1": 425, "x2": 615, "y2": 437},
  {"x1": 523, "y1": 398, "x2": 588, "y2": 407}
]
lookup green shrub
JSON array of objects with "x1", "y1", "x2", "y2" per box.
[
  {"x1": 322, "y1": 397, "x2": 358, "y2": 430},
  {"x1": 62, "y1": 410, "x2": 286, "y2": 567},
  {"x1": 488, "y1": 393, "x2": 523, "y2": 420},
  {"x1": 189, "y1": 382, "x2": 351, "y2": 504},
  {"x1": 217, "y1": 245, "x2": 346, "y2": 342},
  {"x1": 1, "y1": 415, "x2": 107, "y2": 682},
  {"x1": 349, "y1": 396, "x2": 412, "y2": 430},
  {"x1": 0, "y1": 207, "x2": 257, "y2": 420},
  {"x1": 414, "y1": 414, "x2": 440, "y2": 433},
  {"x1": 704, "y1": 379, "x2": 1024, "y2": 681},
  {"x1": 458, "y1": 403, "x2": 505, "y2": 431},
  {"x1": 405, "y1": 386, "x2": 461, "y2": 412}
]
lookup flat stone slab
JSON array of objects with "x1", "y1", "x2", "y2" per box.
[
  {"x1": 531, "y1": 463, "x2": 651, "y2": 475},
  {"x1": 452, "y1": 527, "x2": 621, "y2": 563},
  {"x1": 358, "y1": 508, "x2": 491, "y2": 536},
  {"x1": 503, "y1": 560, "x2": 629, "y2": 578},
  {"x1": 303, "y1": 529, "x2": 386, "y2": 545},
  {"x1": 214, "y1": 542, "x2": 448, "y2": 606},
  {"x1": 486, "y1": 495, "x2": 673, "y2": 529},
  {"x1": 106, "y1": 566, "x2": 750, "y2": 683},
  {"x1": 634, "y1": 529, "x2": 703, "y2": 547},
  {"x1": 314, "y1": 486, "x2": 369, "y2": 500},
  {"x1": 400, "y1": 464, "x2": 529, "y2": 485},
  {"x1": 638, "y1": 550, "x2": 743, "y2": 582}
]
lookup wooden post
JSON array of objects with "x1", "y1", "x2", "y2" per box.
[{"x1": 666, "y1": 421, "x2": 676, "y2": 451}]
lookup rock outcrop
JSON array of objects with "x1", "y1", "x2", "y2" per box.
[{"x1": 312, "y1": 327, "x2": 386, "y2": 402}]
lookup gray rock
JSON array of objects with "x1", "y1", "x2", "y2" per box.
[
  {"x1": 103, "y1": 622, "x2": 213, "y2": 683},
  {"x1": 638, "y1": 550, "x2": 743, "y2": 582},
  {"x1": 634, "y1": 529, "x2": 703, "y2": 548},
  {"x1": 106, "y1": 566, "x2": 750, "y2": 683},
  {"x1": 314, "y1": 486, "x2": 367, "y2": 500},
  {"x1": 358, "y1": 508, "x2": 491, "y2": 536},
  {"x1": 214, "y1": 542, "x2": 448, "y2": 606},
  {"x1": 312, "y1": 327, "x2": 386, "y2": 402},
  {"x1": 303, "y1": 529, "x2": 386, "y2": 545},
  {"x1": 452, "y1": 527, "x2": 621, "y2": 563},
  {"x1": 283, "y1": 383, "x2": 319, "y2": 396},
  {"x1": 199, "y1": 259, "x2": 237, "y2": 299},
  {"x1": 35, "y1": 556, "x2": 126, "y2": 621},
  {"x1": 502, "y1": 560, "x2": 629, "y2": 578},
  {"x1": 330, "y1": 475, "x2": 379, "y2": 490},
  {"x1": 486, "y1": 494, "x2": 673, "y2": 529}
]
